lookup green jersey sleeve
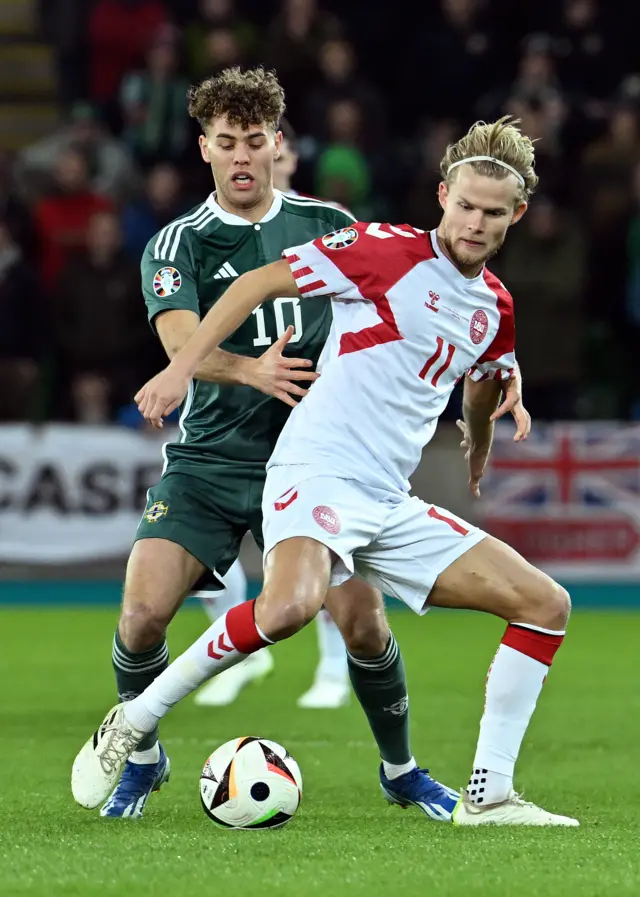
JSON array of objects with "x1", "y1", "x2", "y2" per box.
[
  {"x1": 141, "y1": 236, "x2": 200, "y2": 330},
  {"x1": 326, "y1": 205, "x2": 357, "y2": 229}
]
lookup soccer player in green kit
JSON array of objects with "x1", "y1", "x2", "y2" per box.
[
  {"x1": 101, "y1": 66, "x2": 459, "y2": 820},
  {"x1": 195, "y1": 117, "x2": 352, "y2": 711}
]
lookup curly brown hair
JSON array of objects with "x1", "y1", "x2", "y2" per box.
[{"x1": 187, "y1": 66, "x2": 286, "y2": 132}]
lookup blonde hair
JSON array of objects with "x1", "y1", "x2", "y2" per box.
[{"x1": 440, "y1": 116, "x2": 538, "y2": 203}]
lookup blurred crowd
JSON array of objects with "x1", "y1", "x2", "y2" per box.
[{"x1": 2, "y1": 0, "x2": 640, "y2": 424}]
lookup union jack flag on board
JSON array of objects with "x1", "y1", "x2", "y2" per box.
[{"x1": 478, "y1": 423, "x2": 640, "y2": 579}]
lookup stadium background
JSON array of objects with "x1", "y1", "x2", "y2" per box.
[{"x1": 1, "y1": 0, "x2": 639, "y2": 602}]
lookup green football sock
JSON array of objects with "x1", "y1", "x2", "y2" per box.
[
  {"x1": 347, "y1": 633, "x2": 412, "y2": 765},
  {"x1": 112, "y1": 629, "x2": 169, "y2": 752}
]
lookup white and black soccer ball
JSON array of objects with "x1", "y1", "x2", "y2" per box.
[{"x1": 200, "y1": 737, "x2": 302, "y2": 830}]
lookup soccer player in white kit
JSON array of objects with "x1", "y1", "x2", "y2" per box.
[{"x1": 73, "y1": 117, "x2": 578, "y2": 826}]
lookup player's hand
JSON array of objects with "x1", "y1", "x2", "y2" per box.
[
  {"x1": 490, "y1": 379, "x2": 532, "y2": 442},
  {"x1": 456, "y1": 419, "x2": 487, "y2": 498},
  {"x1": 247, "y1": 325, "x2": 319, "y2": 408},
  {"x1": 135, "y1": 364, "x2": 192, "y2": 429}
]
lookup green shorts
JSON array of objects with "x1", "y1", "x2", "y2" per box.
[{"x1": 135, "y1": 470, "x2": 265, "y2": 590}]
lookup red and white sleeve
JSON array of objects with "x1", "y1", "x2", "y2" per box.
[
  {"x1": 283, "y1": 221, "x2": 431, "y2": 302},
  {"x1": 467, "y1": 350, "x2": 517, "y2": 382},
  {"x1": 467, "y1": 271, "x2": 517, "y2": 381},
  {"x1": 282, "y1": 233, "x2": 361, "y2": 300}
]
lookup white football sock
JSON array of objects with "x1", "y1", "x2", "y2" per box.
[
  {"x1": 382, "y1": 757, "x2": 417, "y2": 780},
  {"x1": 124, "y1": 603, "x2": 271, "y2": 732},
  {"x1": 314, "y1": 609, "x2": 348, "y2": 682},
  {"x1": 130, "y1": 744, "x2": 161, "y2": 765},
  {"x1": 199, "y1": 559, "x2": 247, "y2": 622},
  {"x1": 470, "y1": 643, "x2": 548, "y2": 805}
]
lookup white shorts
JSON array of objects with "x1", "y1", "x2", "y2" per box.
[{"x1": 262, "y1": 465, "x2": 487, "y2": 615}]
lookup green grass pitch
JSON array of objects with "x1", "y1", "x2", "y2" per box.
[{"x1": 1, "y1": 606, "x2": 639, "y2": 897}]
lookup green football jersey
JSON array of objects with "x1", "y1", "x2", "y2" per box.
[{"x1": 141, "y1": 189, "x2": 354, "y2": 481}]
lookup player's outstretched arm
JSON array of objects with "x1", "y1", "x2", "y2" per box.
[
  {"x1": 136, "y1": 260, "x2": 300, "y2": 427},
  {"x1": 155, "y1": 308, "x2": 318, "y2": 407}
]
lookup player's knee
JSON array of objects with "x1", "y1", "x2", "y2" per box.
[
  {"x1": 340, "y1": 612, "x2": 389, "y2": 657},
  {"x1": 119, "y1": 602, "x2": 170, "y2": 651},
  {"x1": 256, "y1": 587, "x2": 322, "y2": 640},
  {"x1": 324, "y1": 580, "x2": 389, "y2": 655},
  {"x1": 511, "y1": 578, "x2": 571, "y2": 631},
  {"x1": 545, "y1": 582, "x2": 571, "y2": 630}
]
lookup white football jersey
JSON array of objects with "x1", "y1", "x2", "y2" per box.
[{"x1": 268, "y1": 222, "x2": 516, "y2": 493}]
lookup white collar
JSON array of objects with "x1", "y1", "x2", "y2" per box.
[{"x1": 205, "y1": 189, "x2": 283, "y2": 226}]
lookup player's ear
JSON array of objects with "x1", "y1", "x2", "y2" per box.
[
  {"x1": 438, "y1": 181, "x2": 448, "y2": 211},
  {"x1": 199, "y1": 134, "x2": 210, "y2": 164},
  {"x1": 511, "y1": 201, "x2": 528, "y2": 225},
  {"x1": 274, "y1": 129, "x2": 283, "y2": 160}
]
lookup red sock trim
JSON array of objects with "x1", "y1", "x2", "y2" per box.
[
  {"x1": 501, "y1": 624, "x2": 564, "y2": 667},
  {"x1": 226, "y1": 600, "x2": 269, "y2": 654}
]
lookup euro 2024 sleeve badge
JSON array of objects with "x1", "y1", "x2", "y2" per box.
[{"x1": 153, "y1": 267, "x2": 182, "y2": 297}]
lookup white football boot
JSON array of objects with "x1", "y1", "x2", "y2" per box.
[
  {"x1": 72, "y1": 704, "x2": 146, "y2": 809},
  {"x1": 452, "y1": 789, "x2": 579, "y2": 826},
  {"x1": 194, "y1": 647, "x2": 275, "y2": 707},
  {"x1": 297, "y1": 677, "x2": 350, "y2": 709}
]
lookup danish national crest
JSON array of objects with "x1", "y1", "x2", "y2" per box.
[{"x1": 470, "y1": 309, "x2": 489, "y2": 344}]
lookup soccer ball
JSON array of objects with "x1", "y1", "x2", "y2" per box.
[{"x1": 200, "y1": 736, "x2": 302, "y2": 829}]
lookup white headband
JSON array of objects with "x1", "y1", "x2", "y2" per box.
[{"x1": 447, "y1": 155, "x2": 526, "y2": 187}]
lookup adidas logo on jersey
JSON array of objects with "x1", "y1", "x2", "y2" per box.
[{"x1": 213, "y1": 262, "x2": 239, "y2": 279}]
